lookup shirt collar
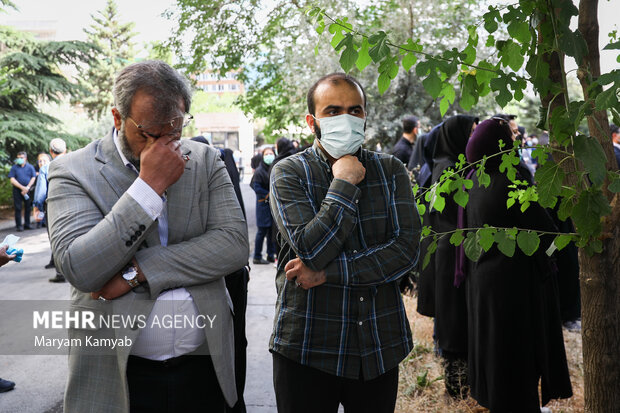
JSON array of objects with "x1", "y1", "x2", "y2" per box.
[
  {"x1": 113, "y1": 128, "x2": 139, "y2": 174},
  {"x1": 613, "y1": 141, "x2": 620, "y2": 151}
]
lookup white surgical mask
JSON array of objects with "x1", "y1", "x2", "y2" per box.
[{"x1": 315, "y1": 114, "x2": 365, "y2": 159}]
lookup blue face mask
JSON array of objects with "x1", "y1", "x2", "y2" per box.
[
  {"x1": 315, "y1": 114, "x2": 365, "y2": 159},
  {"x1": 15, "y1": 158, "x2": 25, "y2": 165},
  {"x1": 263, "y1": 153, "x2": 275, "y2": 165}
]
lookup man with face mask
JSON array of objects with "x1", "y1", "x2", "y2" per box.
[
  {"x1": 8, "y1": 151, "x2": 37, "y2": 231},
  {"x1": 269, "y1": 73, "x2": 421, "y2": 413}
]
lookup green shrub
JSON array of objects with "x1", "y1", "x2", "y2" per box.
[{"x1": 0, "y1": 164, "x2": 14, "y2": 207}]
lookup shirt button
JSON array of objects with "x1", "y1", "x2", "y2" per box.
[
  {"x1": 355, "y1": 199, "x2": 359, "y2": 204},
  {"x1": 358, "y1": 321, "x2": 363, "y2": 326},
  {"x1": 353, "y1": 250, "x2": 358, "y2": 254},
  {"x1": 360, "y1": 297, "x2": 364, "y2": 302},
  {"x1": 139, "y1": 224, "x2": 146, "y2": 231},
  {"x1": 125, "y1": 240, "x2": 132, "y2": 247}
]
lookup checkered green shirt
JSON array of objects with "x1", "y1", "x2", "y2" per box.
[{"x1": 269, "y1": 144, "x2": 421, "y2": 380}]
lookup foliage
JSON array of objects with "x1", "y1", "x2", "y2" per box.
[
  {"x1": 309, "y1": 1, "x2": 619, "y2": 257},
  {"x1": 75, "y1": 0, "x2": 136, "y2": 120},
  {"x1": 165, "y1": 0, "x2": 488, "y2": 146},
  {"x1": 0, "y1": 22, "x2": 96, "y2": 161},
  {"x1": 191, "y1": 91, "x2": 241, "y2": 114}
]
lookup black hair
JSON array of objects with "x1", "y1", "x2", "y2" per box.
[
  {"x1": 307, "y1": 73, "x2": 367, "y2": 116},
  {"x1": 493, "y1": 113, "x2": 517, "y2": 121},
  {"x1": 611, "y1": 124, "x2": 619, "y2": 135},
  {"x1": 402, "y1": 116, "x2": 419, "y2": 134}
]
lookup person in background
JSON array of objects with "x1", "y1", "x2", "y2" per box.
[
  {"x1": 464, "y1": 117, "x2": 572, "y2": 412},
  {"x1": 8, "y1": 151, "x2": 37, "y2": 232},
  {"x1": 33, "y1": 153, "x2": 51, "y2": 228},
  {"x1": 191, "y1": 135, "x2": 250, "y2": 413},
  {"x1": 250, "y1": 146, "x2": 276, "y2": 265},
  {"x1": 273, "y1": 137, "x2": 297, "y2": 167},
  {"x1": 427, "y1": 114, "x2": 478, "y2": 399},
  {"x1": 611, "y1": 123, "x2": 620, "y2": 168},
  {"x1": 0, "y1": 245, "x2": 16, "y2": 393},
  {"x1": 33, "y1": 138, "x2": 68, "y2": 282},
  {"x1": 251, "y1": 150, "x2": 263, "y2": 172},
  {"x1": 392, "y1": 115, "x2": 419, "y2": 167}
]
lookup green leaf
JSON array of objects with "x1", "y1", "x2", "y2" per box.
[
  {"x1": 422, "y1": 238, "x2": 438, "y2": 270},
  {"x1": 494, "y1": 229, "x2": 516, "y2": 257},
  {"x1": 368, "y1": 31, "x2": 390, "y2": 62},
  {"x1": 603, "y1": 40, "x2": 620, "y2": 50},
  {"x1": 573, "y1": 135, "x2": 608, "y2": 186},
  {"x1": 421, "y1": 226, "x2": 431, "y2": 237},
  {"x1": 476, "y1": 162, "x2": 491, "y2": 188},
  {"x1": 462, "y1": 44, "x2": 476, "y2": 65},
  {"x1": 402, "y1": 52, "x2": 417, "y2": 72},
  {"x1": 507, "y1": 20, "x2": 531, "y2": 45},
  {"x1": 377, "y1": 72, "x2": 391, "y2": 95},
  {"x1": 449, "y1": 230, "x2": 465, "y2": 247},
  {"x1": 422, "y1": 70, "x2": 442, "y2": 99},
  {"x1": 460, "y1": 74, "x2": 478, "y2": 111},
  {"x1": 535, "y1": 161, "x2": 565, "y2": 208},
  {"x1": 329, "y1": 24, "x2": 345, "y2": 49},
  {"x1": 427, "y1": 183, "x2": 446, "y2": 213},
  {"x1": 517, "y1": 231, "x2": 540, "y2": 256},
  {"x1": 463, "y1": 232, "x2": 483, "y2": 261},
  {"x1": 477, "y1": 227, "x2": 496, "y2": 251},
  {"x1": 572, "y1": 188, "x2": 612, "y2": 237},
  {"x1": 356, "y1": 38, "x2": 372, "y2": 72},
  {"x1": 453, "y1": 186, "x2": 469, "y2": 208},
  {"x1": 483, "y1": 8, "x2": 500, "y2": 34},
  {"x1": 554, "y1": 234, "x2": 573, "y2": 251},
  {"x1": 498, "y1": 40, "x2": 524, "y2": 71},
  {"x1": 595, "y1": 86, "x2": 619, "y2": 111},
  {"x1": 335, "y1": 34, "x2": 358, "y2": 73}
]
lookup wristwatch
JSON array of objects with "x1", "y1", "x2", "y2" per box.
[{"x1": 122, "y1": 265, "x2": 140, "y2": 288}]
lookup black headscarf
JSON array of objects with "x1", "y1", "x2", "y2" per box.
[
  {"x1": 272, "y1": 137, "x2": 297, "y2": 168},
  {"x1": 250, "y1": 147, "x2": 274, "y2": 190},
  {"x1": 431, "y1": 115, "x2": 478, "y2": 184}
]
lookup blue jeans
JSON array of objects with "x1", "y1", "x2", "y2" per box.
[{"x1": 254, "y1": 226, "x2": 275, "y2": 260}]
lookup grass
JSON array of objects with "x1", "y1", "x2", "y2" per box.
[{"x1": 396, "y1": 295, "x2": 584, "y2": 412}]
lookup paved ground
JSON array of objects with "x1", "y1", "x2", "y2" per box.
[{"x1": 0, "y1": 179, "x2": 278, "y2": 412}]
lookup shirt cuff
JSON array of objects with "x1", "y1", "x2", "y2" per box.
[
  {"x1": 127, "y1": 177, "x2": 164, "y2": 220},
  {"x1": 324, "y1": 179, "x2": 361, "y2": 212}
]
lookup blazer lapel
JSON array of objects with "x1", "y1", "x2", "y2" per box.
[{"x1": 165, "y1": 141, "x2": 195, "y2": 244}]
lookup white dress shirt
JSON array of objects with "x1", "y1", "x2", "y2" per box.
[{"x1": 113, "y1": 130, "x2": 205, "y2": 360}]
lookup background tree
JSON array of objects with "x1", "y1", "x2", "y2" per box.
[
  {"x1": 75, "y1": 0, "x2": 136, "y2": 120},
  {"x1": 0, "y1": 8, "x2": 96, "y2": 160},
  {"x1": 165, "y1": 0, "x2": 488, "y2": 146},
  {"x1": 311, "y1": 0, "x2": 619, "y2": 411}
]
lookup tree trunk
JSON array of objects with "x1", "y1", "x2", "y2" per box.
[{"x1": 577, "y1": 0, "x2": 620, "y2": 411}]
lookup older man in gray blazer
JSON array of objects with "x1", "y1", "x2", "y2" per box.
[{"x1": 47, "y1": 60, "x2": 248, "y2": 413}]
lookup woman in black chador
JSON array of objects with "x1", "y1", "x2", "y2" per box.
[
  {"x1": 428, "y1": 114, "x2": 478, "y2": 398},
  {"x1": 463, "y1": 118, "x2": 572, "y2": 412}
]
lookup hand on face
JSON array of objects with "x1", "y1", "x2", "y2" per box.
[
  {"x1": 332, "y1": 155, "x2": 366, "y2": 185},
  {"x1": 139, "y1": 135, "x2": 186, "y2": 196}
]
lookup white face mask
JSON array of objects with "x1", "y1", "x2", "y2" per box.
[{"x1": 314, "y1": 114, "x2": 365, "y2": 159}]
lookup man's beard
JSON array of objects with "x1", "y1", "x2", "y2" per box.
[{"x1": 118, "y1": 124, "x2": 140, "y2": 170}]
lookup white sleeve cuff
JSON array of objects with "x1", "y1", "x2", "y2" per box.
[{"x1": 127, "y1": 177, "x2": 164, "y2": 219}]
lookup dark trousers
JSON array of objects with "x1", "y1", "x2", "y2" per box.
[
  {"x1": 254, "y1": 225, "x2": 275, "y2": 259},
  {"x1": 225, "y1": 267, "x2": 249, "y2": 413},
  {"x1": 272, "y1": 352, "x2": 399, "y2": 413},
  {"x1": 127, "y1": 354, "x2": 225, "y2": 413},
  {"x1": 12, "y1": 188, "x2": 32, "y2": 228}
]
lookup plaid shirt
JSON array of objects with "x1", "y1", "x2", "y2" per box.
[{"x1": 269, "y1": 144, "x2": 421, "y2": 380}]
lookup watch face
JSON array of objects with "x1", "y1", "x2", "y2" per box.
[{"x1": 122, "y1": 267, "x2": 138, "y2": 280}]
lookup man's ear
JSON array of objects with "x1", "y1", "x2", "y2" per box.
[
  {"x1": 306, "y1": 114, "x2": 316, "y2": 133},
  {"x1": 111, "y1": 108, "x2": 122, "y2": 131}
]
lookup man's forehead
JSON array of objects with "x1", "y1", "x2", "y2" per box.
[{"x1": 314, "y1": 80, "x2": 364, "y2": 108}]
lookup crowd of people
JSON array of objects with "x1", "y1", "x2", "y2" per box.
[{"x1": 3, "y1": 59, "x2": 618, "y2": 413}]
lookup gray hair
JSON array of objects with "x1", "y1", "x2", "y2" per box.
[{"x1": 113, "y1": 60, "x2": 192, "y2": 119}]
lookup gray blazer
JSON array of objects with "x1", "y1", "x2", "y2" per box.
[{"x1": 47, "y1": 131, "x2": 249, "y2": 412}]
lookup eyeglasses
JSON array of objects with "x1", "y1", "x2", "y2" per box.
[{"x1": 126, "y1": 113, "x2": 194, "y2": 140}]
